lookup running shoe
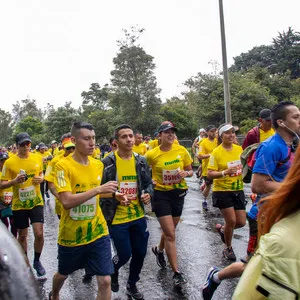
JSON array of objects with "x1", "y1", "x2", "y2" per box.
[
  {"x1": 173, "y1": 272, "x2": 187, "y2": 286},
  {"x1": 215, "y1": 224, "x2": 225, "y2": 243},
  {"x1": 33, "y1": 260, "x2": 46, "y2": 277},
  {"x1": 82, "y1": 274, "x2": 93, "y2": 284},
  {"x1": 126, "y1": 284, "x2": 144, "y2": 299},
  {"x1": 202, "y1": 201, "x2": 208, "y2": 211},
  {"x1": 152, "y1": 246, "x2": 167, "y2": 269},
  {"x1": 111, "y1": 271, "x2": 119, "y2": 292},
  {"x1": 201, "y1": 266, "x2": 220, "y2": 300},
  {"x1": 223, "y1": 247, "x2": 236, "y2": 261}
]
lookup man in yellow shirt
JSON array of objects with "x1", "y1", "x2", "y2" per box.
[
  {"x1": 44, "y1": 133, "x2": 75, "y2": 219},
  {"x1": 101, "y1": 124, "x2": 153, "y2": 299},
  {"x1": 198, "y1": 125, "x2": 218, "y2": 211},
  {"x1": 0, "y1": 132, "x2": 46, "y2": 279},
  {"x1": 132, "y1": 132, "x2": 147, "y2": 156},
  {"x1": 50, "y1": 140, "x2": 59, "y2": 157},
  {"x1": 50, "y1": 121, "x2": 123, "y2": 300},
  {"x1": 36, "y1": 142, "x2": 52, "y2": 201},
  {"x1": 242, "y1": 109, "x2": 275, "y2": 149}
]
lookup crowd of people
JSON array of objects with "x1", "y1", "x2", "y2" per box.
[{"x1": 0, "y1": 100, "x2": 299, "y2": 299}]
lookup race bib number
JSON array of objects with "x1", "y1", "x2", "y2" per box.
[
  {"x1": 162, "y1": 168, "x2": 181, "y2": 185},
  {"x1": 120, "y1": 182, "x2": 137, "y2": 199},
  {"x1": 227, "y1": 160, "x2": 242, "y2": 177},
  {"x1": 19, "y1": 186, "x2": 36, "y2": 202},
  {"x1": 3, "y1": 192, "x2": 13, "y2": 205},
  {"x1": 70, "y1": 197, "x2": 96, "y2": 220}
]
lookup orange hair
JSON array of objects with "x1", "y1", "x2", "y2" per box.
[{"x1": 258, "y1": 144, "x2": 300, "y2": 238}]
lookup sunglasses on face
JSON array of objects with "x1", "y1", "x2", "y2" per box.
[
  {"x1": 19, "y1": 141, "x2": 31, "y2": 147},
  {"x1": 65, "y1": 147, "x2": 75, "y2": 151}
]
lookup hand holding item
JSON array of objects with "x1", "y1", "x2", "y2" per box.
[
  {"x1": 32, "y1": 175, "x2": 44, "y2": 185},
  {"x1": 116, "y1": 191, "x2": 131, "y2": 206},
  {"x1": 141, "y1": 192, "x2": 151, "y2": 205}
]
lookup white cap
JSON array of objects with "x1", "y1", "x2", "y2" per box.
[{"x1": 199, "y1": 128, "x2": 206, "y2": 133}]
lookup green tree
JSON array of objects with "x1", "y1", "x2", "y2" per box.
[
  {"x1": 14, "y1": 116, "x2": 44, "y2": 146},
  {"x1": 12, "y1": 97, "x2": 43, "y2": 123},
  {"x1": 0, "y1": 109, "x2": 13, "y2": 145},
  {"x1": 110, "y1": 27, "x2": 162, "y2": 133},
  {"x1": 43, "y1": 102, "x2": 81, "y2": 143},
  {"x1": 159, "y1": 97, "x2": 197, "y2": 138}
]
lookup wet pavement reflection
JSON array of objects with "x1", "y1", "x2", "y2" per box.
[{"x1": 27, "y1": 175, "x2": 251, "y2": 299}]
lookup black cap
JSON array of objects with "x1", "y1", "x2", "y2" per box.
[
  {"x1": 158, "y1": 123, "x2": 178, "y2": 133},
  {"x1": 38, "y1": 142, "x2": 46, "y2": 149},
  {"x1": 0, "y1": 152, "x2": 9, "y2": 160},
  {"x1": 259, "y1": 109, "x2": 271, "y2": 120},
  {"x1": 206, "y1": 125, "x2": 216, "y2": 132},
  {"x1": 16, "y1": 132, "x2": 32, "y2": 145}
]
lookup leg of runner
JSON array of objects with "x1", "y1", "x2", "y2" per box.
[
  {"x1": 158, "y1": 215, "x2": 180, "y2": 272},
  {"x1": 96, "y1": 275, "x2": 111, "y2": 300},
  {"x1": 51, "y1": 272, "x2": 68, "y2": 300},
  {"x1": 17, "y1": 228, "x2": 28, "y2": 253}
]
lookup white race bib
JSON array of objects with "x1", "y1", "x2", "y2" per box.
[
  {"x1": 120, "y1": 182, "x2": 137, "y2": 199},
  {"x1": 227, "y1": 160, "x2": 242, "y2": 177},
  {"x1": 3, "y1": 192, "x2": 13, "y2": 205},
  {"x1": 70, "y1": 196, "x2": 97, "y2": 220},
  {"x1": 162, "y1": 168, "x2": 181, "y2": 185},
  {"x1": 19, "y1": 186, "x2": 36, "y2": 202}
]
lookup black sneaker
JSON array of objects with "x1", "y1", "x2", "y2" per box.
[
  {"x1": 33, "y1": 260, "x2": 46, "y2": 277},
  {"x1": 201, "y1": 266, "x2": 220, "y2": 300},
  {"x1": 223, "y1": 246, "x2": 236, "y2": 261},
  {"x1": 173, "y1": 272, "x2": 187, "y2": 286},
  {"x1": 126, "y1": 284, "x2": 144, "y2": 299},
  {"x1": 82, "y1": 274, "x2": 93, "y2": 284},
  {"x1": 202, "y1": 201, "x2": 208, "y2": 211},
  {"x1": 111, "y1": 272, "x2": 119, "y2": 292},
  {"x1": 152, "y1": 246, "x2": 166, "y2": 269}
]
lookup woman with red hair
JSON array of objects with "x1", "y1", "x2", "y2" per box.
[{"x1": 233, "y1": 144, "x2": 300, "y2": 299}]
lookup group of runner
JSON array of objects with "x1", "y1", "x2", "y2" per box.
[{"x1": 0, "y1": 100, "x2": 299, "y2": 299}]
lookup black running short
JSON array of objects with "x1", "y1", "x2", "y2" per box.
[
  {"x1": 152, "y1": 189, "x2": 187, "y2": 218},
  {"x1": 212, "y1": 190, "x2": 246, "y2": 210},
  {"x1": 13, "y1": 205, "x2": 44, "y2": 229}
]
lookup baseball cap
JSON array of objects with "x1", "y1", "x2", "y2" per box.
[
  {"x1": 16, "y1": 133, "x2": 32, "y2": 145},
  {"x1": 259, "y1": 109, "x2": 271, "y2": 120},
  {"x1": 38, "y1": 142, "x2": 46, "y2": 149},
  {"x1": 0, "y1": 152, "x2": 9, "y2": 160},
  {"x1": 158, "y1": 123, "x2": 178, "y2": 133},
  {"x1": 199, "y1": 128, "x2": 206, "y2": 133},
  {"x1": 219, "y1": 124, "x2": 234, "y2": 136},
  {"x1": 51, "y1": 140, "x2": 57, "y2": 144},
  {"x1": 206, "y1": 125, "x2": 216, "y2": 132}
]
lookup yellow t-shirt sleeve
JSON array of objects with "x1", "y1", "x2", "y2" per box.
[{"x1": 55, "y1": 163, "x2": 71, "y2": 193}]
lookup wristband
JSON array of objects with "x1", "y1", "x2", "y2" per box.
[{"x1": 221, "y1": 170, "x2": 226, "y2": 177}]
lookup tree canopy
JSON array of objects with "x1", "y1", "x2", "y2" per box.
[{"x1": 1, "y1": 27, "x2": 300, "y2": 146}]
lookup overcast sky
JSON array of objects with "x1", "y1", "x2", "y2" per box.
[{"x1": 1, "y1": 0, "x2": 299, "y2": 113}]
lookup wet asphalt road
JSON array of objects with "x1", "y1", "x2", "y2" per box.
[{"x1": 27, "y1": 175, "x2": 252, "y2": 300}]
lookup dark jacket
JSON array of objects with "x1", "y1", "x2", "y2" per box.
[
  {"x1": 242, "y1": 126, "x2": 260, "y2": 149},
  {"x1": 101, "y1": 152, "x2": 153, "y2": 224}
]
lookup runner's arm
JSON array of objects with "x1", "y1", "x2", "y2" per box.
[
  {"x1": 251, "y1": 173, "x2": 281, "y2": 194},
  {"x1": 58, "y1": 181, "x2": 118, "y2": 210},
  {"x1": 0, "y1": 174, "x2": 26, "y2": 189}
]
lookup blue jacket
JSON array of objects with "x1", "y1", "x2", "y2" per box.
[{"x1": 101, "y1": 152, "x2": 153, "y2": 224}]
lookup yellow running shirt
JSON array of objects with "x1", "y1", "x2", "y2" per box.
[
  {"x1": 259, "y1": 128, "x2": 275, "y2": 143},
  {"x1": 198, "y1": 138, "x2": 218, "y2": 176},
  {"x1": 133, "y1": 143, "x2": 147, "y2": 156},
  {"x1": 55, "y1": 155, "x2": 108, "y2": 246},
  {"x1": 1, "y1": 153, "x2": 43, "y2": 210},
  {"x1": 208, "y1": 144, "x2": 243, "y2": 192},
  {"x1": 45, "y1": 153, "x2": 65, "y2": 216},
  {"x1": 146, "y1": 144, "x2": 193, "y2": 191},
  {"x1": 112, "y1": 152, "x2": 144, "y2": 225}
]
